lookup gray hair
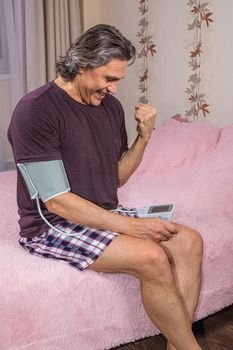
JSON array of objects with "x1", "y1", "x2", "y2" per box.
[{"x1": 56, "y1": 24, "x2": 136, "y2": 81}]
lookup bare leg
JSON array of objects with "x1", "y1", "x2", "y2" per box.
[
  {"x1": 88, "y1": 234, "x2": 202, "y2": 350},
  {"x1": 159, "y1": 224, "x2": 203, "y2": 350}
]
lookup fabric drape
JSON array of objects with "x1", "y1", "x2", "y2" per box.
[
  {"x1": 3, "y1": 0, "x2": 26, "y2": 111},
  {"x1": 25, "y1": 0, "x2": 82, "y2": 90},
  {"x1": 4, "y1": 0, "x2": 82, "y2": 110}
]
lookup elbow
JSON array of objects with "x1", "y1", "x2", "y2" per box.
[
  {"x1": 44, "y1": 191, "x2": 72, "y2": 214},
  {"x1": 117, "y1": 176, "x2": 128, "y2": 188},
  {"x1": 44, "y1": 193, "x2": 67, "y2": 214},
  {"x1": 44, "y1": 197, "x2": 58, "y2": 214}
]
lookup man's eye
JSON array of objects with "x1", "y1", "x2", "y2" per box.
[{"x1": 106, "y1": 77, "x2": 117, "y2": 82}]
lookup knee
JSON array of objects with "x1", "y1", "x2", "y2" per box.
[
  {"x1": 134, "y1": 242, "x2": 172, "y2": 282},
  {"x1": 180, "y1": 226, "x2": 203, "y2": 263},
  {"x1": 189, "y1": 229, "x2": 203, "y2": 261}
]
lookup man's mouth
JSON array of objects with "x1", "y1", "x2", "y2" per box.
[{"x1": 96, "y1": 90, "x2": 107, "y2": 99}]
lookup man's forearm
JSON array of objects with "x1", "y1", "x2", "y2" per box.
[
  {"x1": 45, "y1": 192, "x2": 178, "y2": 243},
  {"x1": 46, "y1": 192, "x2": 134, "y2": 234},
  {"x1": 118, "y1": 135, "x2": 149, "y2": 187}
]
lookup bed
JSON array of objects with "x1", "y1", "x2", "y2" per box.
[{"x1": 1, "y1": 117, "x2": 233, "y2": 350}]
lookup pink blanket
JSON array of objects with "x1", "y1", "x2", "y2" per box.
[{"x1": 1, "y1": 118, "x2": 233, "y2": 350}]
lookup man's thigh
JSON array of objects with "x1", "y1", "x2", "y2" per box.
[
  {"x1": 88, "y1": 224, "x2": 202, "y2": 274},
  {"x1": 88, "y1": 234, "x2": 160, "y2": 276}
]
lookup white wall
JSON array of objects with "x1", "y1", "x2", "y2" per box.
[
  {"x1": 152, "y1": 1, "x2": 189, "y2": 121},
  {"x1": 154, "y1": 0, "x2": 233, "y2": 127},
  {"x1": 207, "y1": 0, "x2": 233, "y2": 126}
]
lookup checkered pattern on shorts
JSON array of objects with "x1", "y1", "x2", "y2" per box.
[{"x1": 19, "y1": 206, "x2": 136, "y2": 271}]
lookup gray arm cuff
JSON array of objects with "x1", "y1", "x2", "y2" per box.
[{"x1": 17, "y1": 160, "x2": 71, "y2": 202}]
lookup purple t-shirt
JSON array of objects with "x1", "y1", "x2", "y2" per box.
[{"x1": 8, "y1": 82, "x2": 128, "y2": 237}]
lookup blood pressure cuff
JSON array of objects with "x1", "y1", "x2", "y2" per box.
[{"x1": 17, "y1": 160, "x2": 71, "y2": 202}]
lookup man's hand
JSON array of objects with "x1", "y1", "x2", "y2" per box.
[
  {"x1": 129, "y1": 217, "x2": 178, "y2": 243},
  {"x1": 134, "y1": 103, "x2": 157, "y2": 142}
]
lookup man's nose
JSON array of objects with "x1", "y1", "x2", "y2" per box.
[{"x1": 106, "y1": 82, "x2": 118, "y2": 94}]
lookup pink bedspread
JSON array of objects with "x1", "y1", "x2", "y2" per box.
[{"x1": 1, "y1": 118, "x2": 233, "y2": 350}]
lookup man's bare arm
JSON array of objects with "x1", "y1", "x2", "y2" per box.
[
  {"x1": 45, "y1": 192, "x2": 177, "y2": 242},
  {"x1": 118, "y1": 103, "x2": 156, "y2": 187}
]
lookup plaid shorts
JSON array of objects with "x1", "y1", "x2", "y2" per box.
[{"x1": 19, "y1": 206, "x2": 136, "y2": 271}]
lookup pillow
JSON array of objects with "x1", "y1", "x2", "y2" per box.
[{"x1": 134, "y1": 116, "x2": 221, "y2": 177}]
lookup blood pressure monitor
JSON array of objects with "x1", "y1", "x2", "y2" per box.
[{"x1": 137, "y1": 204, "x2": 174, "y2": 221}]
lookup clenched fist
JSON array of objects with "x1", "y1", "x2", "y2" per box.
[{"x1": 134, "y1": 103, "x2": 157, "y2": 142}]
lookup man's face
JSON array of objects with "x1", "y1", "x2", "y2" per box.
[{"x1": 74, "y1": 59, "x2": 127, "y2": 106}]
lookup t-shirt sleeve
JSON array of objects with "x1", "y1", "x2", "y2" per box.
[{"x1": 8, "y1": 97, "x2": 62, "y2": 163}]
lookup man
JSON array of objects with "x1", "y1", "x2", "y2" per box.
[{"x1": 8, "y1": 24, "x2": 203, "y2": 350}]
